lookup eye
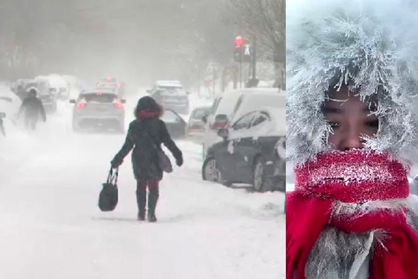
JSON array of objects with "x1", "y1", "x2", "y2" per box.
[
  {"x1": 365, "y1": 119, "x2": 379, "y2": 129},
  {"x1": 328, "y1": 121, "x2": 341, "y2": 129}
]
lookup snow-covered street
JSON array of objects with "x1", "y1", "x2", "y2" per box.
[{"x1": 0, "y1": 98, "x2": 285, "y2": 279}]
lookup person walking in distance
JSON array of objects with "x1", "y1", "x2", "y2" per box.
[{"x1": 18, "y1": 88, "x2": 46, "y2": 130}]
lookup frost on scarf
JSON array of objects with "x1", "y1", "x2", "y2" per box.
[{"x1": 287, "y1": 0, "x2": 418, "y2": 164}]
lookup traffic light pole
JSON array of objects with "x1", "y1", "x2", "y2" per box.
[
  {"x1": 251, "y1": 35, "x2": 257, "y2": 82},
  {"x1": 239, "y1": 46, "x2": 243, "y2": 88}
]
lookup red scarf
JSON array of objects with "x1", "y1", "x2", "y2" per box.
[
  {"x1": 286, "y1": 150, "x2": 418, "y2": 279},
  {"x1": 138, "y1": 109, "x2": 160, "y2": 120}
]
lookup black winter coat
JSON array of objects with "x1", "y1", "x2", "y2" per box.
[
  {"x1": 19, "y1": 96, "x2": 46, "y2": 121},
  {"x1": 112, "y1": 118, "x2": 182, "y2": 181}
]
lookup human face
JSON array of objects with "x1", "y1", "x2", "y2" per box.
[{"x1": 323, "y1": 86, "x2": 379, "y2": 151}]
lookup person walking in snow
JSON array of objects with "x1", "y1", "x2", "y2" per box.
[
  {"x1": 111, "y1": 96, "x2": 183, "y2": 222},
  {"x1": 18, "y1": 88, "x2": 46, "y2": 130},
  {"x1": 286, "y1": 1, "x2": 418, "y2": 278}
]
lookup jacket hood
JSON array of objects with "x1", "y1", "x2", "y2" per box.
[{"x1": 287, "y1": 0, "x2": 418, "y2": 165}]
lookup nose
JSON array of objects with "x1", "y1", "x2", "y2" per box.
[{"x1": 340, "y1": 127, "x2": 363, "y2": 151}]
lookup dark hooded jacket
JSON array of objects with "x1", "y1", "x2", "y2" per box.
[
  {"x1": 19, "y1": 94, "x2": 46, "y2": 122},
  {"x1": 112, "y1": 118, "x2": 182, "y2": 181}
]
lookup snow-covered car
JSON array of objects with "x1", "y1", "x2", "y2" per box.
[
  {"x1": 228, "y1": 88, "x2": 285, "y2": 124},
  {"x1": 202, "y1": 107, "x2": 286, "y2": 192},
  {"x1": 161, "y1": 108, "x2": 186, "y2": 138},
  {"x1": 186, "y1": 106, "x2": 211, "y2": 142},
  {"x1": 36, "y1": 74, "x2": 70, "y2": 100},
  {"x1": 201, "y1": 88, "x2": 284, "y2": 159},
  {"x1": 70, "y1": 91, "x2": 126, "y2": 133},
  {"x1": 12, "y1": 78, "x2": 58, "y2": 113},
  {"x1": 201, "y1": 91, "x2": 242, "y2": 159},
  {"x1": 147, "y1": 80, "x2": 189, "y2": 114}
]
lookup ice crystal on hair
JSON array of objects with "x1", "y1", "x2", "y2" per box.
[{"x1": 287, "y1": 0, "x2": 418, "y2": 164}]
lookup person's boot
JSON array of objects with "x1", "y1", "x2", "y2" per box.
[
  {"x1": 147, "y1": 188, "x2": 159, "y2": 222},
  {"x1": 137, "y1": 211, "x2": 146, "y2": 221},
  {"x1": 136, "y1": 183, "x2": 146, "y2": 221}
]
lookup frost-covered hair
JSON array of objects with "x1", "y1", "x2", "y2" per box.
[{"x1": 287, "y1": 0, "x2": 418, "y2": 164}]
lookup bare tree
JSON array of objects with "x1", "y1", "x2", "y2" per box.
[{"x1": 228, "y1": 0, "x2": 285, "y2": 89}]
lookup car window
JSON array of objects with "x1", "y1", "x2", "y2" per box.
[
  {"x1": 159, "y1": 87, "x2": 185, "y2": 94},
  {"x1": 80, "y1": 93, "x2": 117, "y2": 103},
  {"x1": 231, "y1": 112, "x2": 254, "y2": 131},
  {"x1": 251, "y1": 111, "x2": 270, "y2": 127}
]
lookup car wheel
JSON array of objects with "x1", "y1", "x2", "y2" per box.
[
  {"x1": 202, "y1": 157, "x2": 221, "y2": 182},
  {"x1": 253, "y1": 157, "x2": 266, "y2": 192}
]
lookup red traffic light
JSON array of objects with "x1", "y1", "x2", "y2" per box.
[{"x1": 235, "y1": 36, "x2": 244, "y2": 47}]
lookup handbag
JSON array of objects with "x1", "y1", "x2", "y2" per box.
[
  {"x1": 157, "y1": 148, "x2": 173, "y2": 173},
  {"x1": 98, "y1": 168, "x2": 119, "y2": 211},
  {"x1": 142, "y1": 126, "x2": 173, "y2": 173}
]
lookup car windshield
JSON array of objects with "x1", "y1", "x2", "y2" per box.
[
  {"x1": 80, "y1": 93, "x2": 117, "y2": 103},
  {"x1": 158, "y1": 87, "x2": 185, "y2": 94}
]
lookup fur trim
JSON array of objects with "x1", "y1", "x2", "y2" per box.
[
  {"x1": 331, "y1": 198, "x2": 410, "y2": 218},
  {"x1": 287, "y1": 0, "x2": 418, "y2": 164},
  {"x1": 306, "y1": 226, "x2": 373, "y2": 279}
]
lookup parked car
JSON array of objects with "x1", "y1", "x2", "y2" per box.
[
  {"x1": 186, "y1": 106, "x2": 211, "y2": 142},
  {"x1": 37, "y1": 74, "x2": 70, "y2": 100},
  {"x1": 201, "y1": 88, "x2": 284, "y2": 159},
  {"x1": 147, "y1": 80, "x2": 189, "y2": 114},
  {"x1": 69, "y1": 91, "x2": 126, "y2": 133},
  {"x1": 202, "y1": 107, "x2": 286, "y2": 192},
  {"x1": 161, "y1": 108, "x2": 186, "y2": 138}
]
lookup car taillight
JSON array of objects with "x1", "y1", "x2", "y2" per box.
[
  {"x1": 113, "y1": 99, "x2": 123, "y2": 109},
  {"x1": 190, "y1": 124, "x2": 203, "y2": 130},
  {"x1": 212, "y1": 121, "x2": 227, "y2": 129},
  {"x1": 77, "y1": 101, "x2": 86, "y2": 109}
]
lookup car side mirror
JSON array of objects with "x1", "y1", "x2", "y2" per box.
[
  {"x1": 69, "y1": 99, "x2": 76, "y2": 104},
  {"x1": 217, "y1": 128, "x2": 229, "y2": 139}
]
